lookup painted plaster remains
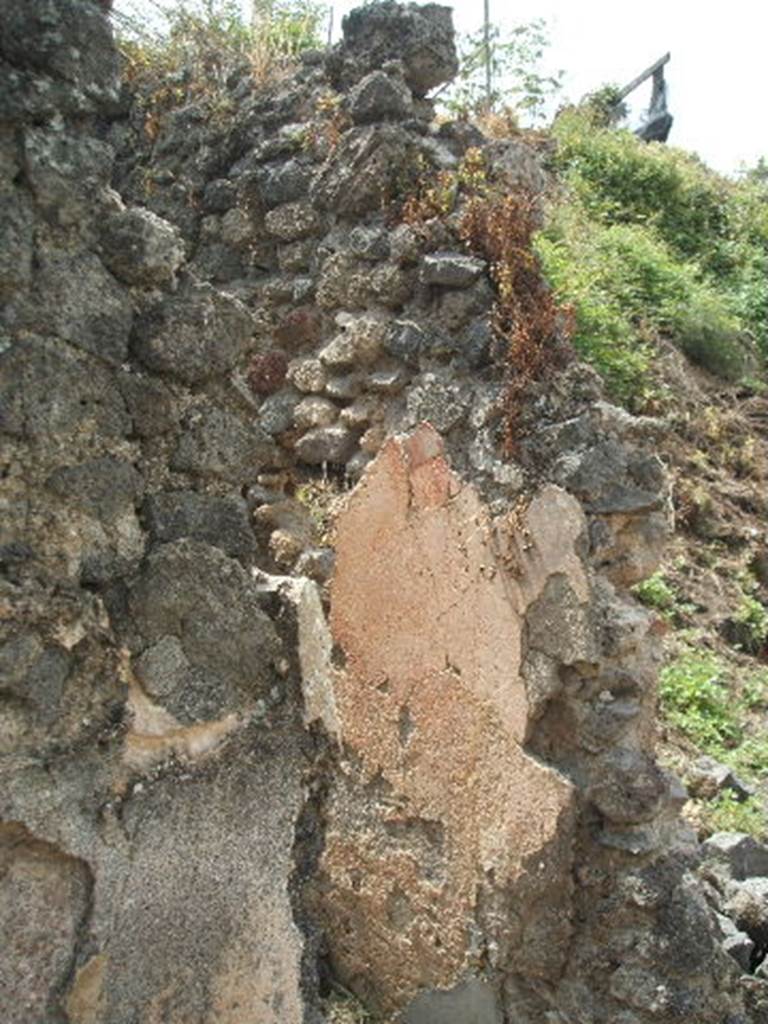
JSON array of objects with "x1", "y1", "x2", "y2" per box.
[{"x1": 317, "y1": 426, "x2": 586, "y2": 1013}]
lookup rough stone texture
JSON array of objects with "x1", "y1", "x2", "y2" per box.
[
  {"x1": 403, "y1": 978, "x2": 503, "y2": 1024},
  {"x1": 717, "y1": 912, "x2": 757, "y2": 971},
  {"x1": 320, "y1": 314, "x2": 386, "y2": 368},
  {"x1": 117, "y1": 371, "x2": 176, "y2": 437},
  {"x1": 143, "y1": 491, "x2": 255, "y2": 561},
  {"x1": 1, "y1": 731, "x2": 309, "y2": 1024},
  {"x1": 421, "y1": 252, "x2": 486, "y2": 288},
  {"x1": 406, "y1": 372, "x2": 468, "y2": 432},
  {"x1": 131, "y1": 282, "x2": 253, "y2": 384},
  {"x1": 348, "y1": 225, "x2": 390, "y2": 261},
  {"x1": 688, "y1": 757, "x2": 754, "y2": 803},
  {"x1": 0, "y1": 0, "x2": 119, "y2": 120},
  {"x1": 127, "y1": 540, "x2": 281, "y2": 722},
  {"x1": 0, "y1": 2, "x2": 755, "y2": 1023},
  {"x1": 99, "y1": 205, "x2": 185, "y2": 288},
  {"x1": 336, "y1": 2, "x2": 459, "y2": 96},
  {"x1": 294, "y1": 396, "x2": 339, "y2": 429},
  {"x1": 703, "y1": 832, "x2": 768, "y2": 880},
  {"x1": 172, "y1": 404, "x2": 279, "y2": 482},
  {"x1": 311, "y1": 125, "x2": 411, "y2": 216},
  {"x1": 0, "y1": 6, "x2": 323, "y2": 1021},
  {"x1": 589, "y1": 749, "x2": 668, "y2": 825},
  {"x1": 97, "y1": 734, "x2": 308, "y2": 1024},
  {"x1": 287, "y1": 356, "x2": 327, "y2": 393},
  {"x1": 0, "y1": 824, "x2": 92, "y2": 1024},
  {"x1": 265, "y1": 200, "x2": 324, "y2": 241},
  {"x1": 295, "y1": 425, "x2": 359, "y2": 465},
  {"x1": 5, "y1": 251, "x2": 134, "y2": 365},
  {"x1": 349, "y1": 70, "x2": 414, "y2": 124}
]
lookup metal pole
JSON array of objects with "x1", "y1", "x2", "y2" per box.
[{"x1": 483, "y1": 0, "x2": 492, "y2": 111}]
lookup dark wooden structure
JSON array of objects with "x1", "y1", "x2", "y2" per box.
[{"x1": 617, "y1": 52, "x2": 673, "y2": 143}]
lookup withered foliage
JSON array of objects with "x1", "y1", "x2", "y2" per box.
[
  {"x1": 393, "y1": 146, "x2": 573, "y2": 450},
  {"x1": 460, "y1": 188, "x2": 574, "y2": 451}
]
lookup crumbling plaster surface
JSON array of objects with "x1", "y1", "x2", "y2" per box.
[
  {"x1": 317, "y1": 426, "x2": 581, "y2": 1011},
  {"x1": 1, "y1": 723, "x2": 308, "y2": 1024}
]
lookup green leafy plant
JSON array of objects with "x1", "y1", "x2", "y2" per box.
[
  {"x1": 550, "y1": 109, "x2": 731, "y2": 263},
  {"x1": 740, "y1": 155, "x2": 768, "y2": 185},
  {"x1": 741, "y1": 670, "x2": 768, "y2": 710},
  {"x1": 535, "y1": 109, "x2": 767, "y2": 402},
  {"x1": 582, "y1": 83, "x2": 628, "y2": 128},
  {"x1": 733, "y1": 593, "x2": 768, "y2": 654},
  {"x1": 535, "y1": 209, "x2": 739, "y2": 405},
  {"x1": 659, "y1": 651, "x2": 742, "y2": 750},
  {"x1": 544, "y1": 108, "x2": 768, "y2": 372},
  {"x1": 701, "y1": 790, "x2": 767, "y2": 839},
  {"x1": 722, "y1": 734, "x2": 768, "y2": 781},
  {"x1": 632, "y1": 571, "x2": 693, "y2": 621},
  {"x1": 660, "y1": 649, "x2": 768, "y2": 809},
  {"x1": 442, "y1": 19, "x2": 562, "y2": 124},
  {"x1": 251, "y1": 0, "x2": 325, "y2": 63},
  {"x1": 633, "y1": 571, "x2": 677, "y2": 612}
]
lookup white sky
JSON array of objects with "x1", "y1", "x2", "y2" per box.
[
  {"x1": 331, "y1": 0, "x2": 768, "y2": 177},
  {"x1": 116, "y1": 0, "x2": 768, "y2": 177}
]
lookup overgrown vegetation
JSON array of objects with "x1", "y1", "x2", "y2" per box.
[
  {"x1": 115, "y1": 0, "x2": 324, "y2": 134},
  {"x1": 732, "y1": 592, "x2": 768, "y2": 656},
  {"x1": 108, "y1": 4, "x2": 768, "y2": 839},
  {"x1": 535, "y1": 108, "x2": 768, "y2": 405},
  {"x1": 633, "y1": 570, "x2": 695, "y2": 624},
  {"x1": 703, "y1": 791, "x2": 767, "y2": 837},
  {"x1": 436, "y1": 31, "x2": 768, "y2": 409},
  {"x1": 460, "y1": 185, "x2": 573, "y2": 449},
  {"x1": 435, "y1": 25, "x2": 767, "y2": 406},
  {"x1": 660, "y1": 650, "x2": 743, "y2": 749},
  {"x1": 440, "y1": 19, "x2": 562, "y2": 125},
  {"x1": 659, "y1": 646, "x2": 768, "y2": 837}
]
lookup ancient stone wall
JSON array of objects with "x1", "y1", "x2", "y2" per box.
[{"x1": 1, "y1": 1, "x2": 765, "y2": 1021}]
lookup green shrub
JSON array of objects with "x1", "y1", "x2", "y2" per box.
[
  {"x1": 733, "y1": 594, "x2": 768, "y2": 654},
  {"x1": 702, "y1": 791, "x2": 767, "y2": 839},
  {"x1": 723, "y1": 735, "x2": 768, "y2": 781},
  {"x1": 444, "y1": 19, "x2": 562, "y2": 124},
  {"x1": 632, "y1": 571, "x2": 697, "y2": 625},
  {"x1": 673, "y1": 289, "x2": 755, "y2": 381},
  {"x1": 581, "y1": 83, "x2": 627, "y2": 128},
  {"x1": 741, "y1": 670, "x2": 768, "y2": 710},
  {"x1": 659, "y1": 651, "x2": 741, "y2": 750},
  {"x1": 660, "y1": 651, "x2": 768, "y2": 800},
  {"x1": 536, "y1": 204, "x2": 749, "y2": 403},
  {"x1": 251, "y1": 0, "x2": 325, "y2": 60},
  {"x1": 544, "y1": 108, "x2": 768, "y2": 377},
  {"x1": 550, "y1": 110, "x2": 730, "y2": 265},
  {"x1": 633, "y1": 571, "x2": 678, "y2": 613},
  {"x1": 535, "y1": 217, "x2": 652, "y2": 405}
]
